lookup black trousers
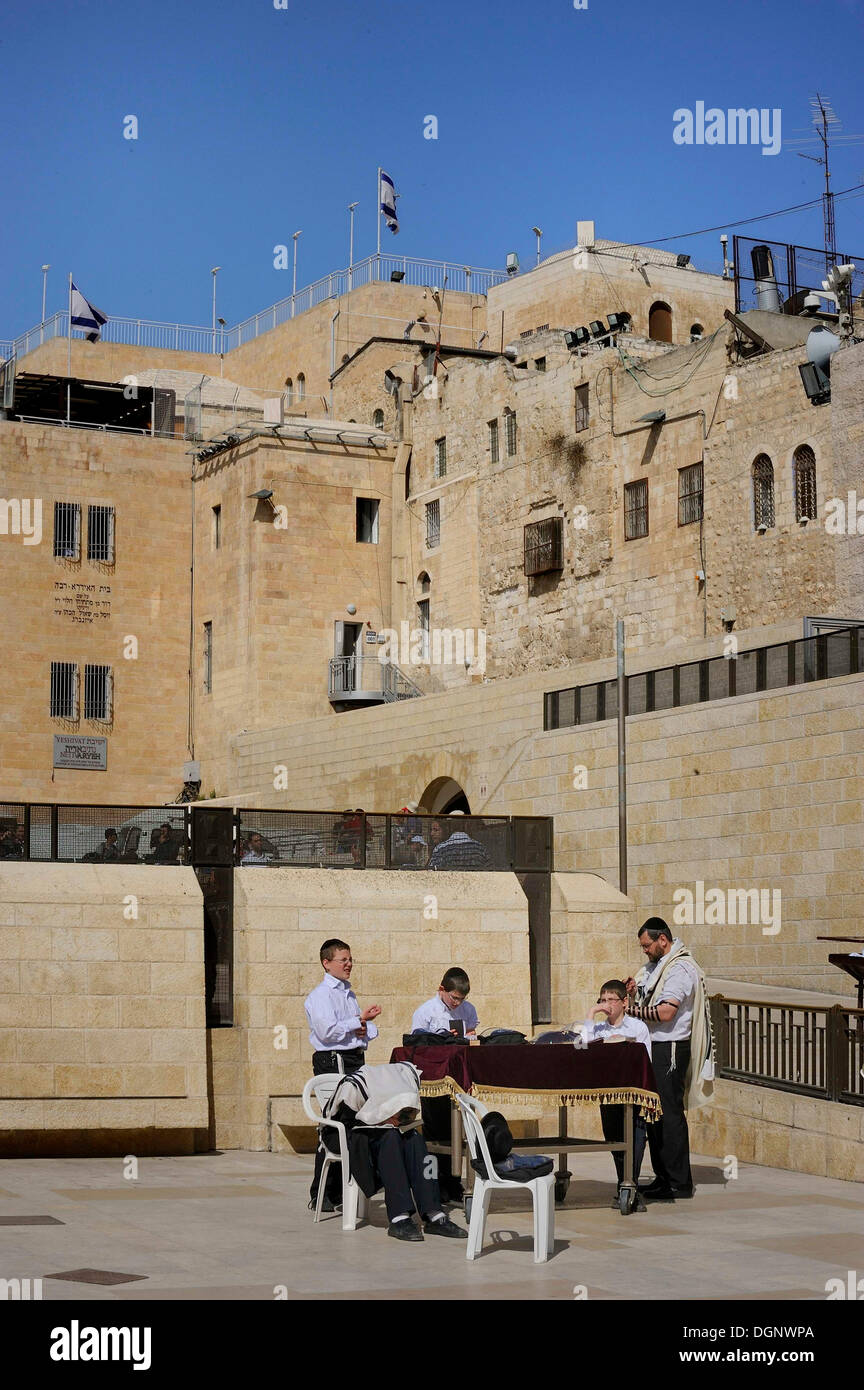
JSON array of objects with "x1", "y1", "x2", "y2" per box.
[
  {"x1": 367, "y1": 1127, "x2": 442, "y2": 1222},
  {"x1": 600, "y1": 1105, "x2": 647, "y2": 1188},
  {"x1": 419, "y1": 1097, "x2": 461, "y2": 1195},
  {"x1": 309, "y1": 1048, "x2": 365, "y2": 1205},
  {"x1": 646, "y1": 1039, "x2": 693, "y2": 1189}
]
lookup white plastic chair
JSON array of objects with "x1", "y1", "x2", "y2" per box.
[
  {"x1": 302, "y1": 1074, "x2": 368, "y2": 1232},
  {"x1": 457, "y1": 1094, "x2": 555, "y2": 1263}
]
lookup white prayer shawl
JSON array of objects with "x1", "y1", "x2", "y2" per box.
[
  {"x1": 324, "y1": 1062, "x2": 421, "y2": 1126},
  {"x1": 636, "y1": 939, "x2": 715, "y2": 1110}
]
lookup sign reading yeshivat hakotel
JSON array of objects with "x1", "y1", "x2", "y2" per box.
[{"x1": 53, "y1": 735, "x2": 107, "y2": 770}]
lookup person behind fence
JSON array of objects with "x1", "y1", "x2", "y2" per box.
[
  {"x1": 305, "y1": 938, "x2": 381, "y2": 1211},
  {"x1": 322, "y1": 1062, "x2": 467, "y2": 1242},
  {"x1": 240, "y1": 831, "x2": 272, "y2": 865},
  {"x1": 411, "y1": 967, "x2": 479, "y2": 1202},
  {"x1": 428, "y1": 811, "x2": 492, "y2": 870},
  {"x1": 578, "y1": 979, "x2": 651, "y2": 1206},
  {"x1": 624, "y1": 917, "x2": 714, "y2": 1202},
  {"x1": 97, "y1": 827, "x2": 120, "y2": 862},
  {"x1": 150, "y1": 822, "x2": 178, "y2": 863}
]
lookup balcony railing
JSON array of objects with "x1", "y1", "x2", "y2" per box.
[
  {"x1": 2, "y1": 255, "x2": 508, "y2": 365},
  {"x1": 711, "y1": 995, "x2": 864, "y2": 1107},
  {"x1": 328, "y1": 654, "x2": 423, "y2": 703}
]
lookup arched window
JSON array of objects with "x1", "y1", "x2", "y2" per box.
[
  {"x1": 372, "y1": 408, "x2": 384, "y2": 429},
  {"x1": 297, "y1": 373, "x2": 306, "y2": 401},
  {"x1": 690, "y1": 323, "x2": 704, "y2": 342},
  {"x1": 649, "y1": 301, "x2": 673, "y2": 343},
  {"x1": 417, "y1": 571, "x2": 431, "y2": 594},
  {"x1": 794, "y1": 445, "x2": 817, "y2": 522},
  {"x1": 284, "y1": 377, "x2": 293, "y2": 406},
  {"x1": 753, "y1": 454, "x2": 775, "y2": 529}
]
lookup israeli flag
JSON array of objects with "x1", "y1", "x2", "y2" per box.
[
  {"x1": 380, "y1": 170, "x2": 399, "y2": 234},
  {"x1": 70, "y1": 283, "x2": 108, "y2": 342}
]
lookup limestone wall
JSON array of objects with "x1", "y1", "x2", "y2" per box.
[
  {"x1": 215, "y1": 866, "x2": 533, "y2": 1150},
  {"x1": 0, "y1": 864, "x2": 208, "y2": 1154}
]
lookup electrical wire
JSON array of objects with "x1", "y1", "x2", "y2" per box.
[{"x1": 633, "y1": 182, "x2": 864, "y2": 246}]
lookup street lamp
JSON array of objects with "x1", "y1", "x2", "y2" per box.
[
  {"x1": 532, "y1": 226, "x2": 543, "y2": 267},
  {"x1": 292, "y1": 231, "x2": 302, "y2": 315},
  {"x1": 41, "y1": 264, "x2": 50, "y2": 344},
  {"x1": 211, "y1": 267, "x2": 221, "y2": 353},
  {"x1": 348, "y1": 203, "x2": 358, "y2": 291}
]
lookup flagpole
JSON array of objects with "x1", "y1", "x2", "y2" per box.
[
  {"x1": 376, "y1": 167, "x2": 381, "y2": 281},
  {"x1": 66, "y1": 273, "x2": 72, "y2": 424}
]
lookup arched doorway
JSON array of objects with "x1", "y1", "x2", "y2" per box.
[{"x1": 420, "y1": 776, "x2": 470, "y2": 814}]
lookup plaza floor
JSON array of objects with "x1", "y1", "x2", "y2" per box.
[{"x1": 1, "y1": 1146, "x2": 861, "y2": 1302}]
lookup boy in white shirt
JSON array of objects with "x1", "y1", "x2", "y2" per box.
[
  {"x1": 410, "y1": 968, "x2": 478, "y2": 1202},
  {"x1": 577, "y1": 979, "x2": 651, "y2": 1206}
]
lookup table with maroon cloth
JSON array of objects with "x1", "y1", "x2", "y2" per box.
[{"x1": 390, "y1": 1042, "x2": 662, "y2": 1212}]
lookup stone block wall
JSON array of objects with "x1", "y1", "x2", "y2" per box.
[{"x1": 0, "y1": 864, "x2": 208, "y2": 1154}]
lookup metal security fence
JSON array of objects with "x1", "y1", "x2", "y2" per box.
[
  {"x1": 712, "y1": 996, "x2": 864, "y2": 1107},
  {"x1": 733, "y1": 235, "x2": 864, "y2": 316},
  {"x1": 235, "y1": 809, "x2": 553, "y2": 872},
  {"x1": 545, "y1": 624, "x2": 864, "y2": 730},
  {"x1": 0, "y1": 803, "x2": 191, "y2": 863}
]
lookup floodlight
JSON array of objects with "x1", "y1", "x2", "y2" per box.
[
  {"x1": 564, "y1": 327, "x2": 591, "y2": 349},
  {"x1": 676, "y1": 254, "x2": 691, "y2": 268},
  {"x1": 588, "y1": 320, "x2": 608, "y2": 338},
  {"x1": 390, "y1": 270, "x2": 405, "y2": 282},
  {"x1": 607, "y1": 311, "x2": 631, "y2": 332}
]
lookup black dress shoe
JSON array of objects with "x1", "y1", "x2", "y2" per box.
[
  {"x1": 388, "y1": 1219, "x2": 423, "y2": 1241},
  {"x1": 639, "y1": 1178, "x2": 672, "y2": 1196},
  {"x1": 639, "y1": 1183, "x2": 676, "y2": 1201},
  {"x1": 672, "y1": 1184, "x2": 695, "y2": 1198},
  {"x1": 423, "y1": 1216, "x2": 468, "y2": 1238}
]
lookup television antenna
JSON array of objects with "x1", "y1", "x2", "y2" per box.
[{"x1": 787, "y1": 93, "x2": 864, "y2": 271}]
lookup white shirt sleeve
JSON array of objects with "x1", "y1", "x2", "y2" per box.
[{"x1": 305, "y1": 988, "x2": 363, "y2": 1049}]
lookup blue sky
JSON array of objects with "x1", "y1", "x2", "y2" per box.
[{"x1": 2, "y1": 0, "x2": 863, "y2": 337}]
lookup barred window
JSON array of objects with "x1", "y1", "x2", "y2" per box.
[
  {"x1": 504, "y1": 409, "x2": 517, "y2": 456},
  {"x1": 50, "y1": 661, "x2": 78, "y2": 718},
  {"x1": 425, "y1": 499, "x2": 440, "y2": 549},
  {"x1": 417, "y1": 598, "x2": 430, "y2": 663},
  {"x1": 794, "y1": 445, "x2": 817, "y2": 522},
  {"x1": 53, "y1": 502, "x2": 81, "y2": 559},
  {"x1": 534, "y1": 357, "x2": 546, "y2": 372},
  {"x1": 87, "y1": 505, "x2": 115, "y2": 562},
  {"x1": 297, "y1": 373, "x2": 306, "y2": 401},
  {"x1": 285, "y1": 377, "x2": 293, "y2": 406},
  {"x1": 524, "y1": 517, "x2": 563, "y2": 575},
  {"x1": 753, "y1": 454, "x2": 775, "y2": 529},
  {"x1": 203, "y1": 621, "x2": 213, "y2": 694},
  {"x1": 575, "y1": 384, "x2": 590, "y2": 433},
  {"x1": 434, "y1": 437, "x2": 447, "y2": 479},
  {"x1": 84, "y1": 664, "x2": 112, "y2": 720},
  {"x1": 678, "y1": 462, "x2": 704, "y2": 526},
  {"x1": 488, "y1": 419, "x2": 499, "y2": 463},
  {"x1": 624, "y1": 479, "x2": 649, "y2": 540},
  {"x1": 372, "y1": 409, "x2": 384, "y2": 429}
]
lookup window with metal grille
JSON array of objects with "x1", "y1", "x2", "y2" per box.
[
  {"x1": 624, "y1": 480, "x2": 649, "y2": 540},
  {"x1": 524, "y1": 517, "x2": 563, "y2": 575},
  {"x1": 794, "y1": 445, "x2": 817, "y2": 521},
  {"x1": 297, "y1": 373, "x2": 305, "y2": 401},
  {"x1": 753, "y1": 454, "x2": 775, "y2": 529},
  {"x1": 84, "y1": 664, "x2": 112, "y2": 720},
  {"x1": 488, "y1": 419, "x2": 499, "y2": 463},
  {"x1": 50, "y1": 661, "x2": 78, "y2": 718},
  {"x1": 356, "y1": 497, "x2": 379, "y2": 544},
  {"x1": 575, "y1": 384, "x2": 590, "y2": 433},
  {"x1": 203, "y1": 622, "x2": 213, "y2": 693},
  {"x1": 504, "y1": 410, "x2": 517, "y2": 456},
  {"x1": 678, "y1": 462, "x2": 704, "y2": 526},
  {"x1": 535, "y1": 324, "x2": 549, "y2": 333},
  {"x1": 372, "y1": 409, "x2": 384, "y2": 428},
  {"x1": 53, "y1": 501, "x2": 81, "y2": 559},
  {"x1": 434, "y1": 437, "x2": 447, "y2": 479},
  {"x1": 534, "y1": 357, "x2": 546, "y2": 372},
  {"x1": 87, "y1": 505, "x2": 115, "y2": 562},
  {"x1": 425, "y1": 499, "x2": 440, "y2": 549},
  {"x1": 212, "y1": 504, "x2": 221, "y2": 550}
]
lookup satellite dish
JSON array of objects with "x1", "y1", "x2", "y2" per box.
[{"x1": 806, "y1": 324, "x2": 841, "y2": 372}]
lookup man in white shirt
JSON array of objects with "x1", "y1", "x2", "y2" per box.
[
  {"x1": 625, "y1": 918, "x2": 703, "y2": 1200},
  {"x1": 577, "y1": 980, "x2": 651, "y2": 1205},
  {"x1": 410, "y1": 968, "x2": 478, "y2": 1203},
  {"x1": 305, "y1": 938, "x2": 381, "y2": 1211}
]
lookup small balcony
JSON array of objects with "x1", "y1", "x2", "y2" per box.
[{"x1": 328, "y1": 654, "x2": 423, "y2": 708}]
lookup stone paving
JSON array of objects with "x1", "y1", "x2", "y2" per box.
[{"x1": 1, "y1": 1146, "x2": 861, "y2": 1302}]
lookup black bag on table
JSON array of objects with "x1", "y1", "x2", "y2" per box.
[{"x1": 477, "y1": 1027, "x2": 526, "y2": 1045}]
